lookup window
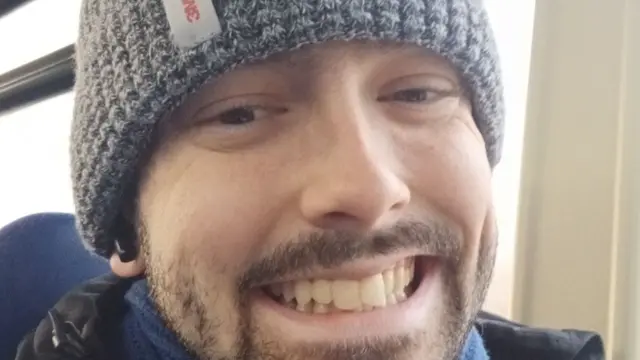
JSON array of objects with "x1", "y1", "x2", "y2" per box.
[
  {"x1": 483, "y1": 0, "x2": 536, "y2": 317},
  {"x1": 0, "y1": 93, "x2": 75, "y2": 227},
  {"x1": 0, "y1": 0, "x2": 82, "y2": 74},
  {"x1": 0, "y1": 1, "x2": 82, "y2": 227}
]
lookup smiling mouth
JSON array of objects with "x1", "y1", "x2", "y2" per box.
[{"x1": 260, "y1": 257, "x2": 422, "y2": 314}]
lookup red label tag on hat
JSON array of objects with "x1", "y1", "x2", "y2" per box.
[{"x1": 161, "y1": 0, "x2": 222, "y2": 49}]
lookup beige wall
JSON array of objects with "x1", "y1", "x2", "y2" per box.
[{"x1": 512, "y1": 0, "x2": 640, "y2": 359}]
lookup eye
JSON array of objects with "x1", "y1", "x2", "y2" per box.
[
  {"x1": 380, "y1": 88, "x2": 447, "y2": 104},
  {"x1": 188, "y1": 96, "x2": 290, "y2": 150},
  {"x1": 206, "y1": 105, "x2": 287, "y2": 127},
  {"x1": 377, "y1": 76, "x2": 462, "y2": 124},
  {"x1": 217, "y1": 106, "x2": 260, "y2": 125}
]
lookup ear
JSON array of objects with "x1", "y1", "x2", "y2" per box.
[{"x1": 110, "y1": 252, "x2": 146, "y2": 277}]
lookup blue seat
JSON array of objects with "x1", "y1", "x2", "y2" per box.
[{"x1": 0, "y1": 213, "x2": 109, "y2": 359}]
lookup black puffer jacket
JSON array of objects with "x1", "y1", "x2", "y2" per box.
[{"x1": 14, "y1": 274, "x2": 606, "y2": 360}]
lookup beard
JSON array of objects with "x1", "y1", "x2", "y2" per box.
[{"x1": 140, "y1": 218, "x2": 497, "y2": 360}]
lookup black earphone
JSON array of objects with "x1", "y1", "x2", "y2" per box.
[
  {"x1": 112, "y1": 212, "x2": 138, "y2": 263},
  {"x1": 115, "y1": 238, "x2": 137, "y2": 263}
]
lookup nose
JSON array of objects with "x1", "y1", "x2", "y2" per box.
[{"x1": 299, "y1": 100, "x2": 411, "y2": 231}]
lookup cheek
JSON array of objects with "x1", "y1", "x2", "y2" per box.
[
  {"x1": 402, "y1": 115, "x2": 492, "y2": 245},
  {"x1": 138, "y1": 144, "x2": 283, "y2": 273}
]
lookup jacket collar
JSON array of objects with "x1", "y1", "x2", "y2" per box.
[
  {"x1": 15, "y1": 274, "x2": 605, "y2": 360},
  {"x1": 15, "y1": 274, "x2": 134, "y2": 360}
]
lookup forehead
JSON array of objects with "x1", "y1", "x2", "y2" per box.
[{"x1": 232, "y1": 40, "x2": 458, "y2": 77}]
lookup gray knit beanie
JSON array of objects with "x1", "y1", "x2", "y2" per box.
[{"x1": 72, "y1": 0, "x2": 504, "y2": 258}]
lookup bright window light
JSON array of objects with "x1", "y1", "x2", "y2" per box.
[
  {"x1": 0, "y1": 93, "x2": 75, "y2": 228},
  {"x1": 484, "y1": 0, "x2": 537, "y2": 318},
  {"x1": 0, "y1": 0, "x2": 82, "y2": 74}
]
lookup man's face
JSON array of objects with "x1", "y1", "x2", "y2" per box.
[{"x1": 134, "y1": 41, "x2": 497, "y2": 360}]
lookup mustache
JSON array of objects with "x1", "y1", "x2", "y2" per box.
[{"x1": 238, "y1": 220, "x2": 462, "y2": 290}]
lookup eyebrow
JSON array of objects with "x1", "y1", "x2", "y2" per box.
[
  {"x1": 240, "y1": 47, "x2": 321, "y2": 78},
  {"x1": 245, "y1": 42, "x2": 455, "y2": 74}
]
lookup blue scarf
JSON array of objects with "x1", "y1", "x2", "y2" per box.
[{"x1": 121, "y1": 280, "x2": 489, "y2": 360}]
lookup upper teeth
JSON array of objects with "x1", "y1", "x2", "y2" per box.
[{"x1": 267, "y1": 258, "x2": 416, "y2": 312}]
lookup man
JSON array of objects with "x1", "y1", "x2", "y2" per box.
[{"x1": 16, "y1": 0, "x2": 605, "y2": 359}]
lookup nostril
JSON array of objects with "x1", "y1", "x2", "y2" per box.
[
  {"x1": 318, "y1": 211, "x2": 366, "y2": 230},
  {"x1": 390, "y1": 201, "x2": 406, "y2": 211},
  {"x1": 325, "y1": 211, "x2": 352, "y2": 220}
]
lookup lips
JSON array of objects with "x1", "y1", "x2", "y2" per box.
[
  {"x1": 261, "y1": 257, "x2": 420, "y2": 314},
  {"x1": 252, "y1": 254, "x2": 440, "y2": 344}
]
